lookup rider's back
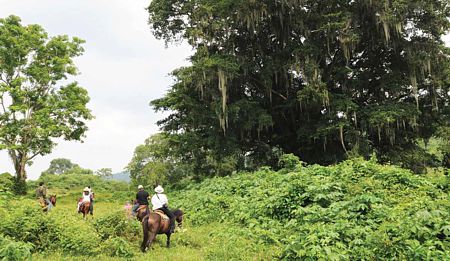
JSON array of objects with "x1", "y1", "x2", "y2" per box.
[{"x1": 136, "y1": 190, "x2": 149, "y2": 205}]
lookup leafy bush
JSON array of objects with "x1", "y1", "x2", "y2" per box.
[
  {"x1": 0, "y1": 235, "x2": 33, "y2": 261},
  {"x1": 278, "y1": 153, "x2": 303, "y2": 172},
  {"x1": 172, "y1": 158, "x2": 450, "y2": 259},
  {"x1": 0, "y1": 199, "x2": 100, "y2": 256},
  {"x1": 30, "y1": 173, "x2": 129, "y2": 195},
  {"x1": 94, "y1": 210, "x2": 140, "y2": 241},
  {"x1": 0, "y1": 173, "x2": 13, "y2": 192},
  {"x1": 99, "y1": 237, "x2": 134, "y2": 258}
]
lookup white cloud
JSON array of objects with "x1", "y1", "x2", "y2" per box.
[{"x1": 0, "y1": 0, "x2": 192, "y2": 179}]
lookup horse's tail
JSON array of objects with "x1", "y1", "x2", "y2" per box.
[{"x1": 141, "y1": 215, "x2": 149, "y2": 252}]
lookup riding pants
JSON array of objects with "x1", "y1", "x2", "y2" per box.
[{"x1": 158, "y1": 207, "x2": 175, "y2": 232}]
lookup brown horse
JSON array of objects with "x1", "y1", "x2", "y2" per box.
[
  {"x1": 136, "y1": 205, "x2": 150, "y2": 221},
  {"x1": 41, "y1": 195, "x2": 57, "y2": 212},
  {"x1": 49, "y1": 195, "x2": 57, "y2": 207},
  {"x1": 141, "y1": 209, "x2": 184, "y2": 252},
  {"x1": 78, "y1": 201, "x2": 91, "y2": 220}
]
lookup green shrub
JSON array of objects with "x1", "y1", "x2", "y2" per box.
[
  {"x1": 33, "y1": 174, "x2": 129, "y2": 194},
  {"x1": 278, "y1": 153, "x2": 303, "y2": 172},
  {"x1": 94, "y1": 211, "x2": 140, "y2": 241},
  {"x1": 99, "y1": 237, "x2": 134, "y2": 258},
  {"x1": 0, "y1": 199, "x2": 100, "y2": 256},
  {"x1": 0, "y1": 235, "x2": 33, "y2": 261},
  {"x1": 0, "y1": 173, "x2": 13, "y2": 193},
  {"x1": 172, "y1": 158, "x2": 450, "y2": 259},
  {"x1": 56, "y1": 222, "x2": 100, "y2": 256}
]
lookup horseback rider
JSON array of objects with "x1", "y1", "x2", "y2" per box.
[
  {"x1": 132, "y1": 185, "x2": 149, "y2": 216},
  {"x1": 151, "y1": 185, "x2": 175, "y2": 233},
  {"x1": 77, "y1": 187, "x2": 91, "y2": 212},
  {"x1": 36, "y1": 181, "x2": 52, "y2": 210}
]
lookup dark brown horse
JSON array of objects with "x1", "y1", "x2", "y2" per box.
[
  {"x1": 141, "y1": 209, "x2": 184, "y2": 252},
  {"x1": 78, "y1": 201, "x2": 91, "y2": 220}
]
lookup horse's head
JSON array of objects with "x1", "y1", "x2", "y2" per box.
[
  {"x1": 49, "y1": 195, "x2": 57, "y2": 206},
  {"x1": 173, "y1": 209, "x2": 184, "y2": 228}
]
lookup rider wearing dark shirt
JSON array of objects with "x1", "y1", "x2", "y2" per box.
[
  {"x1": 136, "y1": 190, "x2": 150, "y2": 205},
  {"x1": 132, "y1": 185, "x2": 149, "y2": 216}
]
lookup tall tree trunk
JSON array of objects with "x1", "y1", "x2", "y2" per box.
[{"x1": 9, "y1": 150, "x2": 28, "y2": 194}]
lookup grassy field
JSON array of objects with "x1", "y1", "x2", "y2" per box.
[
  {"x1": 2, "y1": 159, "x2": 448, "y2": 260},
  {"x1": 30, "y1": 191, "x2": 279, "y2": 260}
]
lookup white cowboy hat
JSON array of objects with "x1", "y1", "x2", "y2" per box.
[
  {"x1": 83, "y1": 187, "x2": 89, "y2": 192},
  {"x1": 154, "y1": 185, "x2": 164, "y2": 193},
  {"x1": 138, "y1": 185, "x2": 144, "y2": 189}
]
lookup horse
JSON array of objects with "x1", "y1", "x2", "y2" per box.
[
  {"x1": 141, "y1": 209, "x2": 184, "y2": 252},
  {"x1": 49, "y1": 195, "x2": 57, "y2": 207},
  {"x1": 136, "y1": 205, "x2": 150, "y2": 222},
  {"x1": 78, "y1": 201, "x2": 92, "y2": 220},
  {"x1": 41, "y1": 195, "x2": 57, "y2": 212}
]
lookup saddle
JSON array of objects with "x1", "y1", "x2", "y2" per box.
[{"x1": 154, "y1": 210, "x2": 170, "y2": 220}]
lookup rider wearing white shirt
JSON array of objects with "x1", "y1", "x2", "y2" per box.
[
  {"x1": 151, "y1": 193, "x2": 168, "y2": 210},
  {"x1": 77, "y1": 187, "x2": 91, "y2": 212},
  {"x1": 151, "y1": 185, "x2": 175, "y2": 233},
  {"x1": 82, "y1": 193, "x2": 90, "y2": 202}
]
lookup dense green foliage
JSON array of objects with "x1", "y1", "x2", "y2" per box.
[
  {"x1": 0, "y1": 172, "x2": 13, "y2": 192},
  {"x1": 127, "y1": 133, "x2": 192, "y2": 187},
  {"x1": 0, "y1": 176, "x2": 275, "y2": 260},
  {"x1": 1, "y1": 159, "x2": 449, "y2": 259},
  {"x1": 0, "y1": 235, "x2": 33, "y2": 261},
  {"x1": 0, "y1": 16, "x2": 93, "y2": 193},
  {"x1": 172, "y1": 158, "x2": 450, "y2": 259},
  {"x1": 42, "y1": 158, "x2": 80, "y2": 175},
  {"x1": 148, "y1": 0, "x2": 450, "y2": 175},
  {"x1": 32, "y1": 172, "x2": 129, "y2": 193},
  {"x1": 95, "y1": 168, "x2": 113, "y2": 179}
]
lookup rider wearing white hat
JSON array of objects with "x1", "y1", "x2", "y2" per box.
[
  {"x1": 77, "y1": 187, "x2": 91, "y2": 212},
  {"x1": 151, "y1": 185, "x2": 175, "y2": 233}
]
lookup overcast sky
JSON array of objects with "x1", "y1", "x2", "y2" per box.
[{"x1": 0, "y1": 0, "x2": 192, "y2": 179}]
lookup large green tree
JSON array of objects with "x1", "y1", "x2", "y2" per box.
[
  {"x1": 127, "y1": 133, "x2": 194, "y2": 188},
  {"x1": 42, "y1": 158, "x2": 79, "y2": 175},
  {"x1": 0, "y1": 16, "x2": 93, "y2": 193},
  {"x1": 95, "y1": 168, "x2": 113, "y2": 179},
  {"x1": 148, "y1": 0, "x2": 450, "y2": 173}
]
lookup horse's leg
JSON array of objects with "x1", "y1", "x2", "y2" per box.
[
  {"x1": 147, "y1": 231, "x2": 156, "y2": 250},
  {"x1": 141, "y1": 219, "x2": 149, "y2": 252},
  {"x1": 166, "y1": 233, "x2": 171, "y2": 248}
]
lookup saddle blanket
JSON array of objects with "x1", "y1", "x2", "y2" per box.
[{"x1": 154, "y1": 210, "x2": 170, "y2": 220}]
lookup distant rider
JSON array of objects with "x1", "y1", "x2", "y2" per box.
[
  {"x1": 36, "y1": 181, "x2": 51, "y2": 209},
  {"x1": 151, "y1": 185, "x2": 175, "y2": 233},
  {"x1": 77, "y1": 187, "x2": 91, "y2": 212},
  {"x1": 132, "y1": 185, "x2": 149, "y2": 216}
]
